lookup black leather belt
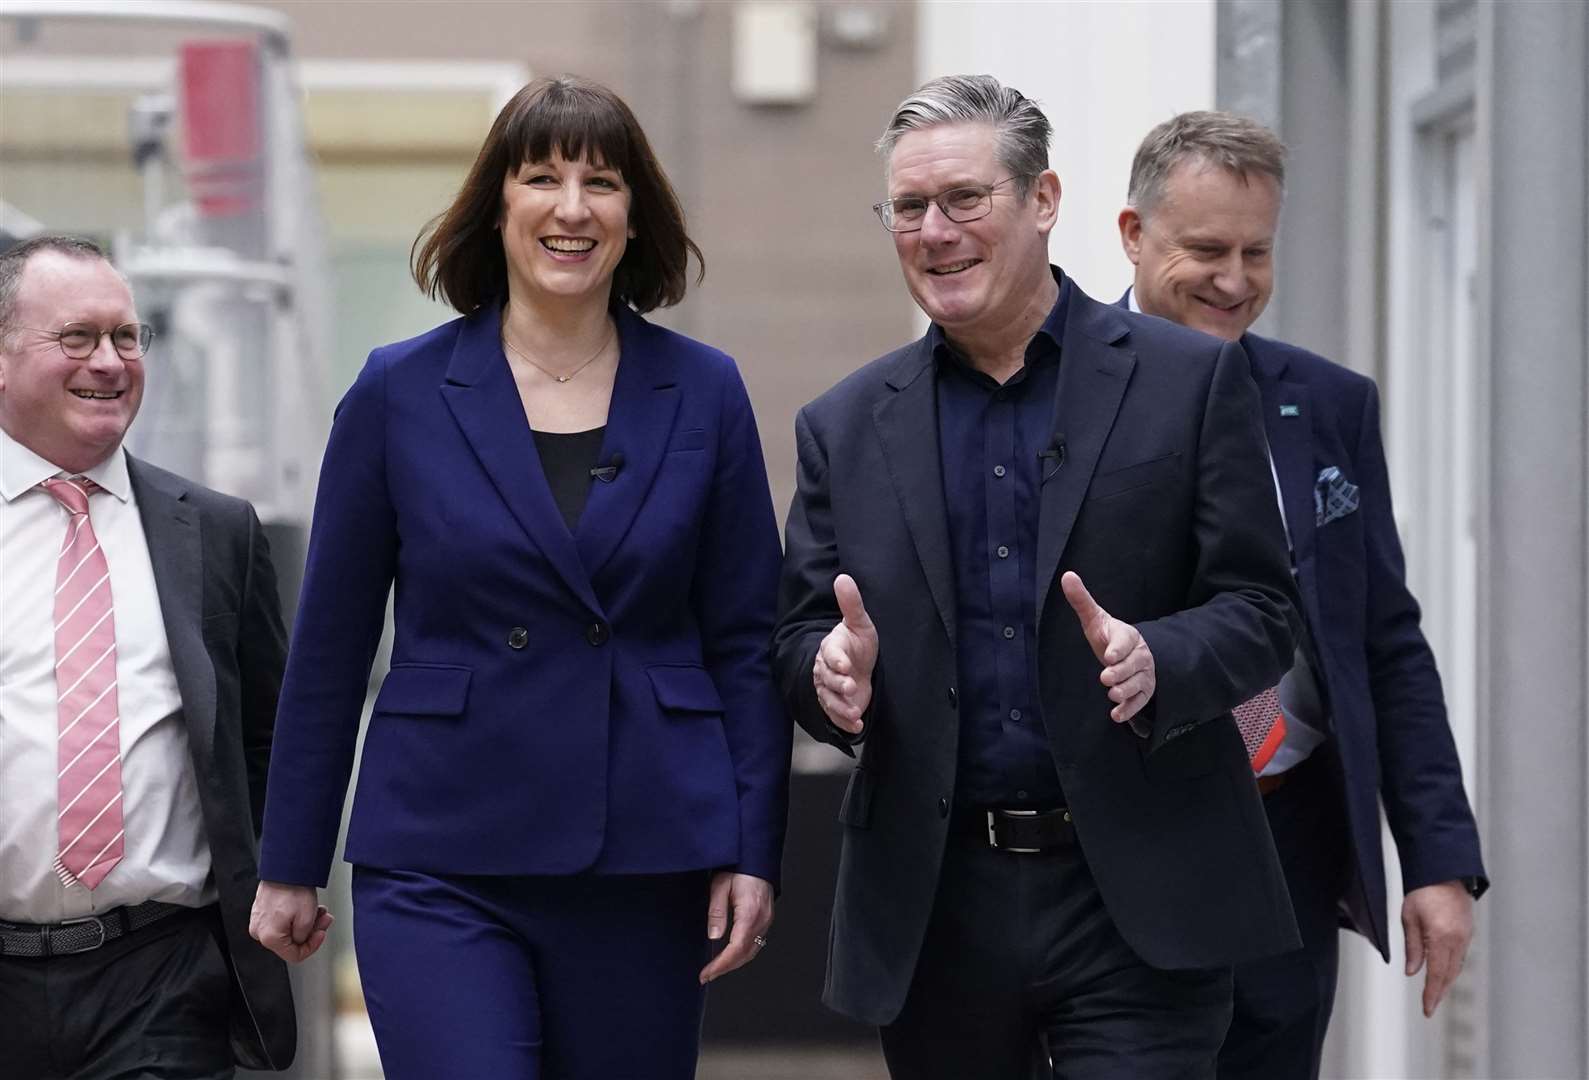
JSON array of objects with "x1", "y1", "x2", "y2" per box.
[
  {"x1": 0, "y1": 899, "x2": 188, "y2": 958},
  {"x1": 973, "y1": 806, "x2": 1076, "y2": 853}
]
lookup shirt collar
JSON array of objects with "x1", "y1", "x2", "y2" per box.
[
  {"x1": 0, "y1": 428, "x2": 131, "y2": 504},
  {"x1": 1126, "y1": 285, "x2": 1143, "y2": 315},
  {"x1": 928, "y1": 265, "x2": 1070, "y2": 365}
]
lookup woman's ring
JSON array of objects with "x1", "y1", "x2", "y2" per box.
[{"x1": 753, "y1": 935, "x2": 768, "y2": 949}]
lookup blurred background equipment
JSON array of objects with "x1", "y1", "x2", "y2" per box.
[{"x1": 0, "y1": 0, "x2": 331, "y2": 525}]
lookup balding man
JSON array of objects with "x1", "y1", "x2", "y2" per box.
[
  {"x1": 0, "y1": 235, "x2": 296, "y2": 1077},
  {"x1": 1118, "y1": 112, "x2": 1487, "y2": 1080}
]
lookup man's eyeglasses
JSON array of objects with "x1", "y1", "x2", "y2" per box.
[
  {"x1": 872, "y1": 175, "x2": 1032, "y2": 233},
  {"x1": 15, "y1": 322, "x2": 154, "y2": 361}
]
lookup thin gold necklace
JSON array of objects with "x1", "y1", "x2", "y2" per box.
[{"x1": 502, "y1": 322, "x2": 613, "y2": 383}]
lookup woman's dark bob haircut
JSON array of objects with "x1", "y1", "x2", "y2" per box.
[{"x1": 412, "y1": 75, "x2": 702, "y2": 315}]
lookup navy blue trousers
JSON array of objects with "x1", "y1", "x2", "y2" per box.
[
  {"x1": 352, "y1": 867, "x2": 711, "y2": 1080},
  {"x1": 1218, "y1": 753, "x2": 1348, "y2": 1080}
]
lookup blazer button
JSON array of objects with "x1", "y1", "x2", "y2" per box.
[
  {"x1": 585, "y1": 621, "x2": 610, "y2": 646},
  {"x1": 507, "y1": 627, "x2": 528, "y2": 650},
  {"x1": 937, "y1": 796, "x2": 950, "y2": 818}
]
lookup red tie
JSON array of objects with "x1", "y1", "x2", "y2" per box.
[
  {"x1": 42, "y1": 477, "x2": 125, "y2": 890},
  {"x1": 1233, "y1": 685, "x2": 1288, "y2": 774}
]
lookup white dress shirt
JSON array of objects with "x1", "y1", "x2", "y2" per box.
[
  {"x1": 0, "y1": 430, "x2": 214, "y2": 922},
  {"x1": 1126, "y1": 287, "x2": 1327, "y2": 774}
]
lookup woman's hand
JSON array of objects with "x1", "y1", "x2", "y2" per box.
[
  {"x1": 250, "y1": 880, "x2": 333, "y2": 963},
  {"x1": 698, "y1": 871, "x2": 774, "y2": 984}
]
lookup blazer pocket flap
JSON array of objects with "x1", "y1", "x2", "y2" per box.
[
  {"x1": 1087, "y1": 452, "x2": 1181, "y2": 501},
  {"x1": 646, "y1": 664, "x2": 725, "y2": 713},
  {"x1": 373, "y1": 664, "x2": 473, "y2": 717},
  {"x1": 201, "y1": 611, "x2": 239, "y2": 641},
  {"x1": 669, "y1": 428, "x2": 707, "y2": 452}
]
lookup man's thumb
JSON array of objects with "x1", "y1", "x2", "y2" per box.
[
  {"x1": 834, "y1": 573, "x2": 873, "y2": 633},
  {"x1": 1065, "y1": 572, "x2": 1105, "y2": 622}
]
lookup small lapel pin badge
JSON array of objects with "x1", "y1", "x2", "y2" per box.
[{"x1": 1279, "y1": 404, "x2": 1301, "y2": 417}]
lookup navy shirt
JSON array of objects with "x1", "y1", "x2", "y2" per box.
[{"x1": 932, "y1": 269, "x2": 1070, "y2": 807}]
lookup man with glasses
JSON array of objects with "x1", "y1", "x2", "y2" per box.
[
  {"x1": 0, "y1": 235, "x2": 296, "y2": 1077},
  {"x1": 774, "y1": 76, "x2": 1302, "y2": 1078},
  {"x1": 1116, "y1": 112, "x2": 1487, "y2": 1080}
]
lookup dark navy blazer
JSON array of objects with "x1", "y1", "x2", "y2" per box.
[
  {"x1": 776, "y1": 279, "x2": 1302, "y2": 1025},
  {"x1": 258, "y1": 303, "x2": 790, "y2": 889},
  {"x1": 1240, "y1": 330, "x2": 1487, "y2": 956}
]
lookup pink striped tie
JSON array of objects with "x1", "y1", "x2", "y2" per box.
[{"x1": 42, "y1": 476, "x2": 125, "y2": 890}]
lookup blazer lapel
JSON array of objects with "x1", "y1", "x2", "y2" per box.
[
  {"x1": 128, "y1": 458, "x2": 216, "y2": 762},
  {"x1": 440, "y1": 304, "x2": 603, "y2": 615},
  {"x1": 575, "y1": 307, "x2": 681, "y2": 577},
  {"x1": 1034, "y1": 294, "x2": 1135, "y2": 624},
  {"x1": 1246, "y1": 337, "x2": 1317, "y2": 569},
  {"x1": 873, "y1": 339, "x2": 957, "y2": 650}
]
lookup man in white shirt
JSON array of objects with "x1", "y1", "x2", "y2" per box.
[{"x1": 0, "y1": 236, "x2": 297, "y2": 1077}]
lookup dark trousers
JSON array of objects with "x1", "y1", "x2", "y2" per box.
[
  {"x1": 1218, "y1": 753, "x2": 1349, "y2": 1080},
  {"x1": 352, "y1": 866, "x2": 711, "y2": 1080},
  {"x1": 880, "y1": 808, "x2": 1234, "y2": 1080},
  {"x1": 0, "y1": 905, "x2": 234, "y2": 1080}
]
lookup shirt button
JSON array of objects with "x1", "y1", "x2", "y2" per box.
[
  {"x1": 507, "y1": 627, "x2": 528, "y2": 650},
  {"x1": 585, "y1": 621, "x2": 610, "y2": 646},
  {"x1": 937, "y1": 796, "x2": 950, "y2": 818},
  {"x1": 947, "y1": 686, "x2": 958, "y2": 709},
  {"x1": 1002, "y1": 625, "x2": 1016, "y2": 640},
  {"x1": 993, "y1": 464, "x2": 1007, "y2": 478},
  {"x1": 996, "y1": 545, "x2": 1010, "y2": 559},
  {"x1": 1009, "y1": 708, "x2": 1022, "y2": 722},
  {"x1": 1017, "y1": 789, "x2": 1028, "y2": 800}
]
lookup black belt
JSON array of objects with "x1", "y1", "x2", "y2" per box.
[
  {"x1": 0, "y1": 899, "x2": 189, "y2": 959},
  {"x1": 959, "y1": 806, "x2": 1077, "y2": 853}
]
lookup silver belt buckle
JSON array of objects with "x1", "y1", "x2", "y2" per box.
[
  {"x1": 986, "y1": 808, "x2": 1043, "y2": 853},
  {"x1": 55, "y1": 915, "x2": 108, "y2": 955}
]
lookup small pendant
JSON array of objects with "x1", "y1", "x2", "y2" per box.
[{"x1": 556, "y1": 374, "x2": 570, "y2": 383}]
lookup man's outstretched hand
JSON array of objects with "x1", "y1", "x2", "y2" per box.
[
  {"x1": 1062, "y1": 571, "x2": 1156, "y2": 726},
  {"x1": 813, "y1": 573, "x2": 879, "y2": 735}
]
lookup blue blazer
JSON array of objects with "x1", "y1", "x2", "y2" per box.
[
  {"x1": 259, "y1": 303, "x2": 790, "y2": 888},
  {"x1": 1242, "y1": 331, "x2": 1487, "y2": 956}
]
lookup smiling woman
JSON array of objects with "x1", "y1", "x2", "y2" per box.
[
  {"x1": 412, "y1": 74, "x2": 701, "y2": 320},
  {"x1": 252, "y1": 74, "x2": 788, "y2": 1080}
]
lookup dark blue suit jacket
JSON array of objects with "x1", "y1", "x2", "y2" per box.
[
  {"x1": 1241, "y1": 330, "x2": 1487, "y2": 956},
  {"x1": 259, "y1": 303, "x2": 790, "y2": 889},
  {"x1": 777, "y1": 279, "x2": 1302, "y2": 1024}
]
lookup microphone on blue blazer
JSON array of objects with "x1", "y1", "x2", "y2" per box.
[{"x1": 590, "y1": 452, "x2": 625, "y2": 483}]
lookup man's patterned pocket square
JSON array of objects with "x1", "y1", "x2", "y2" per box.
[{"x1": 1314, "y1": 466, "x2": 1360, "y2": 526}]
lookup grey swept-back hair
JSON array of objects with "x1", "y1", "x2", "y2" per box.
[
  {"x1": 877, "y1": 74, "x2": 1050, "y2": 195},
  {"x1": 1127, "y1": 110, "x2": 1287, "y2": 217}
]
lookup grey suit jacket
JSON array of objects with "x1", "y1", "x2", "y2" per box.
[{"x1": 129, "y1": 456, "x2": 296, "y2": 1070}]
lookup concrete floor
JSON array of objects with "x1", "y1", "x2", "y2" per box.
[
  {"x1": 338, "y1": 1016, "x2": 886, "y2": 1079},
  {"x1": 697, "y1": 1046, "x2": 887, "y2": 1080}
]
